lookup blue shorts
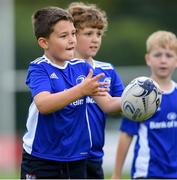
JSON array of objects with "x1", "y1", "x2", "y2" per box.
[{"x1": 20, "y1": 150, "x2": 87, "y2": 179}]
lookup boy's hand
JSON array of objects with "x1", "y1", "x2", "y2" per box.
[{"x1": 80, "y1": 69, "x2": 109, "y2": 96}]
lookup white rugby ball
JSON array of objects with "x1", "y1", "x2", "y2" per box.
[{"x1": 121, "y1": 76, "x2": 162, "y2": 122}]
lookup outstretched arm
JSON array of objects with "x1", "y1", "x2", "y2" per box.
[
  {"x1": 112, "y1": 132, "x2": 133, "y2": 179},
  {"x1": 34, "y1": 69, "x2": 108, "y2": 114},
  {"x1": 93, "y1": 94, "x2": 122, "y2": 113}
]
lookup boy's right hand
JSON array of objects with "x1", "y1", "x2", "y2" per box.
[{"x1": 80, "y1": 69, "x2": 109, "y2": 96}]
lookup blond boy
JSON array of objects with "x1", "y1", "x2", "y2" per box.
[{"x1": 112, "y1": 31, "x2": 177, "y2": 179}]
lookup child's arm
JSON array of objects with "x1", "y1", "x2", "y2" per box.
[
  {"x1": 34, "y1": 69, "x2": 108, "y2": 114},
  {"x1": 92, "y1": 94, "x2": 122, "y2": 113},
  {"x1": 112, "y1": 132, "x2": 133, "y2": 179}
]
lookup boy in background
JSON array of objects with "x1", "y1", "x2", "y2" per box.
[
  {"x1": 112, "y1": 30, "x2": 177, "y2": 179},
  {"x1": 68, "y1": 2, "x2": 124, "y2": 179}
]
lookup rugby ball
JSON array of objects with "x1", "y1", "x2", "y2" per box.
[{"x1": 121, "y1": 76, "x2": 162, "y2": 122}]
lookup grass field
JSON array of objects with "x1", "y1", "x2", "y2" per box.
[
  {"x1": 105, "y1": 172, "x2": 130, "y2": 179},
  {"x1": 0, "y1": 171, "x2": 19, "y2": 179},
  {"x1": 0, "y1": 171, "x2": 130, "y2": 179}
]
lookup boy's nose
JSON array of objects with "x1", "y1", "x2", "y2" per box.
[
  {"x1": 92, "y1": 35, "x2": 100, "y2": 42},
  {"x1": 69, "y1": 36, "x2": 76, "y2": 44},
  {"x1": 160, "y1": 54, "x2": 168, "y2": 62}
]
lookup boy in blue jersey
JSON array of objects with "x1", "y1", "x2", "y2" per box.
[
  {"x1": 68, "y1": 2, "x2": 124, "y2": 179},
  {"x1": 112, "y1": 31, "x2": 177, "y2": 179},
  {"x1": 20, "y1": 6, "x2": 122, "y2": 179}
]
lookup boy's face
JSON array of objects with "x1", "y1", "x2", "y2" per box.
[
  {"x1": 75, "y1": 27, "x2": 103, "y2": 60},
  {"x1": 145, "y1": 46, "x2": 177, "y2": 79},
  {"x1": 38, "y1": 20, "x2": 76, "y2": 66}
]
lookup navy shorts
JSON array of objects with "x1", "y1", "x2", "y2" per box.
[
  {"x1": 20, "y1": 150, "x2": 87, "y2": 179},
  {"x1": 86, "y1": 160, "x2": 104, "y2": 179}
]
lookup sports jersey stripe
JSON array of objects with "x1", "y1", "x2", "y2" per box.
[
  {"x1": 162, "y1": 81, "x2": 177, "y2": 95},
  {"x1": 133, "y1": 124, "x2": 150, "y2": 178},
  {"x1": 85, "y1": 106, "x2": 92, "y2": 148},
  {"x1": 175, "y1": 82, "x2": 177, "y2": 87},
  {"x1": 93, "y1": 60, "x2": 113, "y2": 69},
  {"x1": 98, "y1": 66, "x2": 114, "y2": 70},
  {"x1": 69, "y1": 59, "x2": 86, "y2": 65},
  {"x1": 70, "y1": 58, "x2": 86, "y2": 61},
  {"x1": 23, "y1": 101, "x2": 39, "y2": 154},
  {"x1": 36, "y1": 59, "x2": 49, "y2": 64},
  {"x1": 31, "y1": 57, "x2": 45, "y2": 64},
  {"x1": 32, "y1": 59, "x2": 49, "y2": 64}
]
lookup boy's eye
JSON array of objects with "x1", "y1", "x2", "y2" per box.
[
  {"x1": 85, "y1": 32, "x2": 92, "y2": 36},
  {"x1": 153, "y1": 53, "x2": 162, "y2": 57},
  {"x1": 165, "y1": 53, "x2": 173, "y2": 58},
  {"x1": 97, "y1": 32, "x2": 102, "y2": 37},
  {"x1": 60, "y1": 35, "x2": 67, "y2": 38},
  {"x1": 153, "y1": 52, "x2": 174, "y2": 58},
  {"x1": 59, "y1": 35, "x2": 66, "y2": 39},
  {"x1": 59, "y1": 33, "x2": 67, "y2": 38},
  {"x1": 72, "y1": 32, "x2": 76, "y2": 36}
]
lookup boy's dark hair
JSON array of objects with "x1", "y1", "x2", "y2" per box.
[{"x1": 32, "y1": 6, "x2": 73, "y2": 39}]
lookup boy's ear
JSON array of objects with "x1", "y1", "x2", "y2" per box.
[
  {"x1": 38, "y1": 37, "x2": 49, "y2": 50},
  {"x1": 145, "y1": 53, "x2": 151, "y2": 66}
]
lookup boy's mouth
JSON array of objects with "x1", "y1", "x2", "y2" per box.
[
  {"x1": 90, "y1": 46, "x2": 98, "y2": 50},
  {"x1": 66, "y1": 47, "x2": 75, "y2": 51}
]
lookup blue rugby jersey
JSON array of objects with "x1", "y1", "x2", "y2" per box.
[
  {"x1": 120, "y1": 81, "x2": 177, "y2": 179},
  {"x1": 87, "y1": 60, "x2": 124, "y2": 161},
  {"x1": 23, "y1": 55, "x2": 93, "y2": 162}
]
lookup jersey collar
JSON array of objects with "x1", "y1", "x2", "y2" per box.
[{"x1": 42, "y1": 55, "x2": 69, "y2": 69}]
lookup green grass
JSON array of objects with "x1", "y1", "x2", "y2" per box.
[
  {"x1": 0, "y1": 171, "x2": 20, "y2": 179},
  {"x1": 105, "y1": 172, "x2": 131, "y2": 179},
  {"x1": 0, "y1": 170, "x2": 130, "y2": 179}
]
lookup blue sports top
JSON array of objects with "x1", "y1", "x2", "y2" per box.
[
  {"x1": 87, "y1": 60, "x2": 124, "y2": 162},
  {"x1": 120, "y1": 81, "x2": 177, "y2": 179},
  {"x1": 23, "y1": 55, "x2": 93, "y2": 162}
]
